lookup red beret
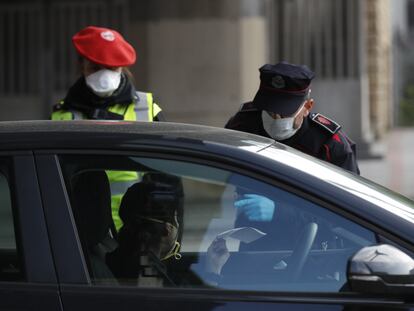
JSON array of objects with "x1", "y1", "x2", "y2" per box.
[{"x1": 72, "y1": 26, "x2": 136, "y2": 67}]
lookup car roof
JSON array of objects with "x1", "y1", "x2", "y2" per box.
[{"x1": 0, "y1": 120, "x2": 274, "y2": 151}]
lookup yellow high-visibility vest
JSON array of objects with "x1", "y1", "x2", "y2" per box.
[{"x1": 52, "y1": 91, "x2": 162, "y2": 229}]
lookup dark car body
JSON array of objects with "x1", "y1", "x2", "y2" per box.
[{"x1": 0, "y1": 120, "x2": 413, "y2": 311}]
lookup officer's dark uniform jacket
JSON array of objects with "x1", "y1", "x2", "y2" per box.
[{"x1": 225, "y1": 102, "x2": 360, "y2": 174}]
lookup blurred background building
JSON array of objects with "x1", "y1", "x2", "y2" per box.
[
  {"x1": 1, "y1": 0, "x2": 414, "y2": 195},
  {"x1": 268, "y1": 0, "x2": 393, "y2": 157}
]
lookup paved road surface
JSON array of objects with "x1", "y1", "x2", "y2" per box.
[{"x1": 359, "y1": 128, "x2": 414, "y2": 200}]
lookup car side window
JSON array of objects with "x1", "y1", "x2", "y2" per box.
[
  {"x1": 0, "y1": 166, "x2": 24, "y2": 282},
  {"x1": 60, "y1": 155, "x2": 378, "y2": 292}
]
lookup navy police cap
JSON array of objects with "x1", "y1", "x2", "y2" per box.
[{"x1": 253, "y1": 61, "x2": 315, "y2": 115}]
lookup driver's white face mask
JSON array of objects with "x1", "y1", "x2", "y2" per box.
[
  {"x1": 85, "y1": 69, "x2": 121, "y2": 97},
  {"x1": 261, "y1": 105, "x2": 303, "y2": 141}
]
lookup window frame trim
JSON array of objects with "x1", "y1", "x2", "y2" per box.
[{"x1": 0, "y1": 153, "x2": 58, "y2": 284}]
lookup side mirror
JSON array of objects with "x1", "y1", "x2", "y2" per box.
[{"x1": 347, "y1": 244, "x2": 414, "y2": 295}]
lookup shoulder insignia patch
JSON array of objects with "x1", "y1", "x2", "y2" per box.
[{"x1": 310, "y1": 113, "x2": 341, "y2": 134}]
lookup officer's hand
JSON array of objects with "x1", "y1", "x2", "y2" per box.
[{"x1": 234, "y1": 194, "x2": 275, "y2": 222}]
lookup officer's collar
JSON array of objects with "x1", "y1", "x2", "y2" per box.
[
  {"x1": 278, "y1": 115, "x2": 309, "y2": 144},
  {"x1": 285, "y1": 114, "x2": 331, "y2": 155},
  {"x1": 64, "y1": 74, "x2": 136, "y2": 110}
]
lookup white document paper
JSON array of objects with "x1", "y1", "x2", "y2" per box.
[{"x1": 216, "y1": 227, "x2": 266, "y2": 244}]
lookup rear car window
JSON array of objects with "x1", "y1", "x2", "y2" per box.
[{"x1": 0, "y1": 168, "x2": 24, "y2": 281}]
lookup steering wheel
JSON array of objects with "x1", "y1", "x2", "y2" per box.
[{"x1": 287, "y1": 222, "x2": 318, "y2": 282}]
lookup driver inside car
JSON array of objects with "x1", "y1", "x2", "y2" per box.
[{"x1": 106, "y1": 173, "x2": 184, "y2": 287}]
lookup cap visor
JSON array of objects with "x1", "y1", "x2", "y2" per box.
[{"x1": 253, "y1": 90, "x2": 305, "y2": 115}]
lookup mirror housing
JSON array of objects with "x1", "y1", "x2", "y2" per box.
[{"x1": 347, "y1": 244, "x2": 414, "y2": 295}]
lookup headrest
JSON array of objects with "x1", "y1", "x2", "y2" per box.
[
  {"x1": 119, "y1": 173, "x2": 183, "y2": 227},
  {"x1": 72, "y1": 170, "x2": 112, "y2": 247}
]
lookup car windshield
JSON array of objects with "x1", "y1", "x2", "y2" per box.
[{"x1": 257, "y1": 143, "x2": 414, "y2": 224}]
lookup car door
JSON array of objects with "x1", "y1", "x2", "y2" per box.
[
  {"x1": 35, "y1": 150, "x2": 414, "y2": 311},
  {"x1": 0, "y1": 154, "x2": 61, "y2": 311}
]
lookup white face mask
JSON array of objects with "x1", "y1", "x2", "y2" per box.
[
  {"x1": 262, "y1": 110, "x2": 301, "y2": 141},
  {"x1": 85, "y1": 69, "x2": 121, "y2": 97}
]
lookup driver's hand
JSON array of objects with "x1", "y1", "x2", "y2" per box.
[
  {"x1": 234, "y1": 194, "x2": 275, "y2": 222},
  {"x1": 206, "y1": 238, "x2": 230, "y2": 275}
]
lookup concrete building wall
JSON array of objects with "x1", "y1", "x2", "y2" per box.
[
  {"x1": 0, "y1": 97, "x2": 44, "y2": 120},
  {"x1": 239, "y1": 17, "x2": 268, "y2": 106},
  {"x1": 391, "y1": 0, "x2": 412, "y2": 125},
  {"x1": 267, "y1": 0, "x2": 394, "y2": 156},
  {"x1": 128, "y1": 0, "x2": 268, "y2": 126},
  {"x1": 268, "y1": 0, "x2": 373, "y2": 149},
  {"x1": 309, "y1": 79, "x2": 367, "y2": 144},
  {"x1": 391, "y1": 0, "x2": 409, "y2": 32},
  {"x1": 145, "y1": 19, "x2": 241, "y2": 125},
  {"x1": 366, "y1": 0, "x2": 393, "y2": 138}
]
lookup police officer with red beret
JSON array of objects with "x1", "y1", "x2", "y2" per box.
[
  {"x1": 226, "y1": 61, "x2": 360, "y2": 174},
  {"x1": 52, "y1": 25, "x2": 165, "y2": 122},
  {"x1": 52, "y1": 26, "x2": 166, "y2": 230}
]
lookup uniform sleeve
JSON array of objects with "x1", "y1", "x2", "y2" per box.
[
  {"x1": 224, "y1": 115, "x2": 237, "y2": 129},
  {"x1": 225, "y1": 113, "x2": 253, "y2": 133},
  {"x1": 326, "y1": 132, "x2": 360, "y2": 175}
]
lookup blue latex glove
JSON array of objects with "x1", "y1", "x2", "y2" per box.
[{"x1": 234, "y1": 194, "x2": 275, "y2": 222}]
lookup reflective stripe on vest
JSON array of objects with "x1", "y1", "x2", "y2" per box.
[
  {"x1": 135, "y1": 91, "x2": 153, "y2": 121},
  {"x1": 72, "y1": 111, "x2": 84, "y2": 120}
]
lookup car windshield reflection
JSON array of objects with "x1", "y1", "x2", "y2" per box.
[{"x1": 258, "y1": 144, "x2": 414, "y2": 224}]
